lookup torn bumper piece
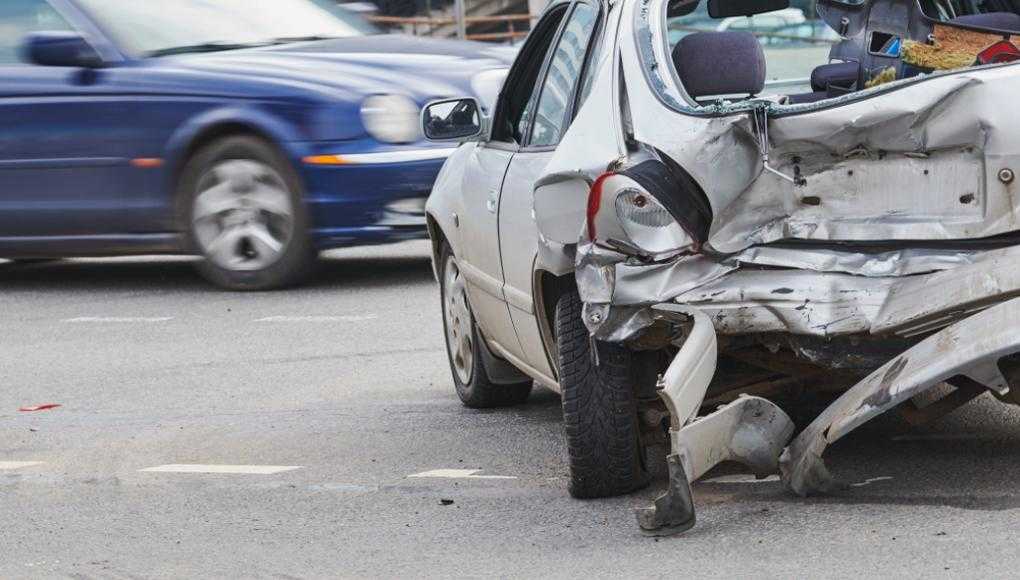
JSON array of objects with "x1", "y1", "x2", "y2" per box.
[
  {"x1": 638, "y1": 296, "x2": 1020, "y2": 534},
  {"x1": 637, "y1": 305, "x2": 795, "y2": 535},
  {"x1": 780, "y1": 295, "x2": 1020, "y2": 496}
]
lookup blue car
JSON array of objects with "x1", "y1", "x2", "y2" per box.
[{"x1": 0, "y1": 0, "x2": 513, "y2": 289}]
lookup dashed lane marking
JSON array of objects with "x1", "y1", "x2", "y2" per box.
[
  {"x1": 64, "y1": 317, "x2": 173, "y2": 323},
  {"x1": 703, "y1": 474, "x2": 780, "y2": 484},
  {"x1": 0, "y1": 461, "x2": 45, "y2": 470},
  {"x1": 408, "y1": 469, "x2": 516, "y2": 480},
  {"x1": 851, "y1": 476, "x2": 894, "y2": 487},
  {"x1": 139, "y1": 464, "x2": 303, "y2": 475},
  {"x1": 891, "y1": 433, "x2": 984, "y2": 441},
  {"x1": 255, "y1": 315, "x2": 378, "y2": 323}
]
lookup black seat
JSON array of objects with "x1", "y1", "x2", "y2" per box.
[
  {"x1": 785, "y1": 61, "x2": 858, "y2": 104},
  {"x1": 951, "y1": 11, "x2": 1020, "y2": 31},
  {"x1": 672, "y1": 31, "x2": 766, "y2": 99},
  {"x1": 810, "y1": 61, "x2": 859, "y2": 92}
]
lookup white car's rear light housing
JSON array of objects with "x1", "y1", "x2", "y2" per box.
[{"x1": 586, "y1": 160, "x2": 711, "y2": 257}]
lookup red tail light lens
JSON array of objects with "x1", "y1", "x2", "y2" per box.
[
  {"x1": 586, "y1": 172, "x2": 615, "y2": 240},
  {"x1": 587, "y1": 172, "x2": 696, "y2": 255}
]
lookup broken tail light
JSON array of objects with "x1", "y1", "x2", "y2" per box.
[
  {"x1": 586, "y1": 159, "x2": 711, "y2": 256},
  {"x1": 976, "y1": 40, "x2": 1020, "y2": 65}
]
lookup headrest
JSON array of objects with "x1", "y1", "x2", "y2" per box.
[
  {"x1": 672, "y1": 31, "x2": 766, "y2": 99},
  {"x1": 951, "y1": 12, "x2": 1020, "y2": 32}
]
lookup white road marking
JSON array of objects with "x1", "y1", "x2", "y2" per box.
[
  {"x1": 408, "y1": 469, "x2": 516, "y2": 480},
  {"x1": 139, "y1": 464, "x2": 302, "y2": 475},
  {"x1": 255, "y1": 315, "x2": 377, "y2": 323},
  {"x1": 0, "y1": 461, "x2": 45, "y2": 470},
  {"x1": 851, "y1": 476, "x2": 894, "y2": 487},
  {"x1": 64, "y1": 317, "x2": 173, "y2": 323},
  {"x1": 703, "y1": 474, "x2": 780, "y2": 484}
]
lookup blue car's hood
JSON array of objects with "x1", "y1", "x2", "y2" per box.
[{"x1": 161, "y1": 34, "x2": 516, "y2": 104}]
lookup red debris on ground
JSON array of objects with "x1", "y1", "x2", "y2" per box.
[{"x1": 18, "y1": 404, "x2": 62, "y2": 412}]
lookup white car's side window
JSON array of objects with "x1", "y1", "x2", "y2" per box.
[
  {"x1": 529, "y1": 3, "x2": 599, "y2": 147},
  {"x1": 490, "y1": 4, "x2": 570, "y2": 144}
]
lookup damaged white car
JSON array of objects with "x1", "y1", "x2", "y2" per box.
[{"x1": 423, "y1": 0, "x2": 1020, "y2": 534}]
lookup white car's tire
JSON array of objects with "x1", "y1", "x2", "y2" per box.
[
  {"x1": 557, "y1": 290, "x2": 651, "y2": 498},
  {"x1": 440, "y1": 243, "x2": 532, "y2": 408}
]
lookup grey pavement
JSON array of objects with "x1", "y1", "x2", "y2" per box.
[{"x1": 2, "y1": 242, "x2": 1020, "y2": 578}]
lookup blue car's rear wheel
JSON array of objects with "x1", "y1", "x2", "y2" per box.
[{"x1": 180, "y1": 136, "x2": 315, "y2": 290}]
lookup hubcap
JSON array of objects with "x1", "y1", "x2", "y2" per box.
[
  {"x1": 191, "y1": 159, "x2": 294, "y2": 272},
  {"x1": 443, "y1": 254, "x2": 474, "y2": 383}
]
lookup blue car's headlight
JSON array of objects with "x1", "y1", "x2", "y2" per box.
[{"x1": 360, "y1": 94, "x2": 421, "y2": 144}]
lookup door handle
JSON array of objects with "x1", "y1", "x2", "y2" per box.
[{"x1": 486, "y1": 188, "x2": 498, "y2": 213}]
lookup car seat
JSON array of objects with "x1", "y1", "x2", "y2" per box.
[{"x1": 671, "y1": 31, "x2": 766, "y2": 100}]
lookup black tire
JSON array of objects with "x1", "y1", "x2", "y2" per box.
[
  {"x1": 439, "y1": 243, "x2": 532, "y2": 408},
  {"x1": 179, "y1": 135, "x2": 316, "y2": 291},
  {"x1": 557, "y1": 290, "x2": 650, "y2": 499}
]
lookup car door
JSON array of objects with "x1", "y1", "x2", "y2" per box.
[
  {"x1": 0, "y1": 0, "x2": 141, "y2": 238},
  {"x1": 457, "y1": 3, "x2": 571, "y2": 361},
  {"x1": 497, "y1": 0, "x2": 601, "y2": 377}
]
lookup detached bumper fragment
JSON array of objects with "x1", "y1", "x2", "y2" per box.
[
  {"x1": 781, "y1": 296, "x2": 1020, "y2": 496},
  {"x1": 638, "y1": 296, "x2": 1020, "y2": 535},
  {"x1": 637, "y1": 305, "x2": 795, "y2": 535}
]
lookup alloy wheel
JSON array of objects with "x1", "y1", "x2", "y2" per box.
[{"x1": 191, "y1": 159, "x2": 295, "y2": 272}]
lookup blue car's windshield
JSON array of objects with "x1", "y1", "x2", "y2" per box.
[{"x1": 76, "y1": 0, "x2": 368, "y2": 57}]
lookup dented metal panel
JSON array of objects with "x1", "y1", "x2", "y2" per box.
[
  {"x1": 781, "y1": 296, "x2": 1020, "y2": 495},
  {"x1": 537, "y1": 0, "x2": 1020, "y2": 343}
]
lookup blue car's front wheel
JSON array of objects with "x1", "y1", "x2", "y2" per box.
[{"x1": 180, "y1": 136, "x2": 316, "y2": 290}]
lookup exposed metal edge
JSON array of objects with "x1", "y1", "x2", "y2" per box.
[{"x1": 781, "y1": 296, "x2": 1020, "y2": 496}]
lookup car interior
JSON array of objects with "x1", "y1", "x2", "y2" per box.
[{"x1": 668, "y1": 0, "x2": 1020, "y2": 105}]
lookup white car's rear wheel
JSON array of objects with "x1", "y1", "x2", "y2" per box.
[
  {"x1": 557, "y1": 290, "x2": 651, "y2": 498},
  {"x1": 439, "y1": 243, "x2": 532, "y2": 408}
]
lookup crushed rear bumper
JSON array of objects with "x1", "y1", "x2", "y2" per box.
[{"x1": 638, "y1": 295, "x2": 1020, "y2": 534}]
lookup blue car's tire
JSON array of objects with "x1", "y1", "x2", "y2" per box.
[{"x1": 179, "y1": 136, "x2": 316, "y2": 291}]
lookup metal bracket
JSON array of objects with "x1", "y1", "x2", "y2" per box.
[
  {"x1": 636, "y1": 454, "x2": 696, "y2": 535},
  {"x1": 750, "y1": 104, "x2": 803, "y2": 186}
]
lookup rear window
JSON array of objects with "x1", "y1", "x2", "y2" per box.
[{"x1": 666, "y1": 0, "x2": 838, "y2": 93}]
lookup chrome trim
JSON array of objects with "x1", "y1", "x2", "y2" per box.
[{"x1": 331, "y1": 148, "x2": 458, "y2": 164}]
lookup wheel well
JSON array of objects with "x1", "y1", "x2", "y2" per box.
[
  {"x1": 536, "y1": 269, "x2": 576, "y2": 378},
  {"x1": 425, "y1": 213, "x2": 446, "y2": 280},
  {"x1": 174, "y1": 123, "x2": 277, "y2": 179}
]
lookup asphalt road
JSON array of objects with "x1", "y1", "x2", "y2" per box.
[{"x1": 3, "y1": 242, "x2": 1020, "y2": 578}]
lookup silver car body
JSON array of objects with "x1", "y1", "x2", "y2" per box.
[{"x1": 427, "y1": 0, "x2": 1020, "y2": 529}]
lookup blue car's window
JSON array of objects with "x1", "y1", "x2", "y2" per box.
[
  {"x1": 76, "y1": 0, "x2": 363, "y2": 57},
  {"x1": 529, "y1": 3, "x2": 597, "y2": 148},
  {"x1": 0, "y1": 0, "x2": 73, "y2": 65}
]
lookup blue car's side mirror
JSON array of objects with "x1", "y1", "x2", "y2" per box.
[{"x1": 21, "y1": 31, "x2": 103, "y2": 68}]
